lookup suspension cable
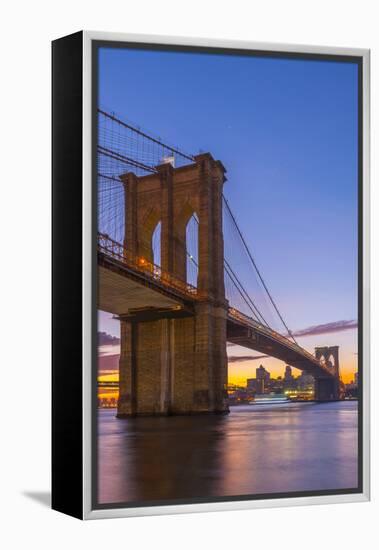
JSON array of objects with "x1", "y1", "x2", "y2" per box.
[
  {"x1": 98, "y1": 107, "x2": 297, "y2": 345},
  {"x1": 222, "y1": 195, "x2": 298, "y2": 345},
  {"x1": 224, "y1": 258, "x2": 270, "y2": 327},
  {"x1": 189, "y1": 215, "x2": 269, "y2": 326},
  {"x1": 98, "y1": 109, "x2": 195, "y2": 163}
]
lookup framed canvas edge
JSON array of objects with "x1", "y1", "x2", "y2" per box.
[{"x1": 81, "y1": 30, "x2": 370, "y2": 520}]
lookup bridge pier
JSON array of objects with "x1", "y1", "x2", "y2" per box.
[
  {"x1": 314, "y1": 377, "x2": 340, "y2": 401},
  {"x1": 314, "y1": 346, "x2": 341, "y2": 401},
  {"x1": 117, "y1": 302, "x2": 229, "y2": 416},
  {"x1": 116, "y1": 152, "x2": 229, "y2": 416},
  {"x1": 117, "y1": 317, "x2": 172, "y2": 417}
]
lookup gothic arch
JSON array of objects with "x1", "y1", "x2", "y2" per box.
[
  {"x1": 139, "y1": 207, "x2": 161, "y2": 263},
  {"x1": 186, "y1": 213, "x2": 199, "y2": 286},
  {"x1": 152, "y1": 220, "x2": 162, "y2": 267},
  {"x1": 176, "y1": 200, "x2": 198, "y2": 233},
  {"x1": 315, "y1": 346, "x2": 340, "y2": 377}
]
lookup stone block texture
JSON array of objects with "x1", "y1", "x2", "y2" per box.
[{"x1": 117, "y1": 154, "x2": 229, "y2": 416}]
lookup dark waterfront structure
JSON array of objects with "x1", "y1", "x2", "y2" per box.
[
  {"x1": 314, "y1": 346, "x2": 341, "y2": 401},
  {"x1": 97, "y1": 110, "x2": 341, "y2": 416}
]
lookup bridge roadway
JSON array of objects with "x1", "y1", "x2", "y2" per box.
[{"x1": 98, "y1": 234, "x2": 334, "y2": 380}]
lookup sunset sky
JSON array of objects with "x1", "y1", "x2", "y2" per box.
[{"x1": 97, "y1": 46, "x2": 359, "y2": 385}]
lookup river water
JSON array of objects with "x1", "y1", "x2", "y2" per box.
[{"x1": 97, "y1": 400, "x2": 358, "y2": 505}]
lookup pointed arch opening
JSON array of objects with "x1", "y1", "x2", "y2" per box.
[
  {"x1": 152, "y1": 221, "x2": 161, "y2": 267},
  {"x1": 186, "y1": 213, "x2": 199, "y2": 287}
]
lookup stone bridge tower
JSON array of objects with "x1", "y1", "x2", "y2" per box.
[
  {"x1": 117, "y1": 153, "x2": 229, "y2": 416},
  {"x1": 314, "y1": 346, "x2": 340, "y2": 401}
]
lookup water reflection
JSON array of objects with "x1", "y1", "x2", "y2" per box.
[{"x1": 98, "y1": 401, "x2": 358, "y2": 505}]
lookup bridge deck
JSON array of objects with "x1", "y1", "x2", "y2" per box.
[
  {"x1": 227, "y1": 311, "x2": 334, "y2": 379},
  {"x1": 98, "y1": 253, "x2": 194, "y2": 314},
  {"x1": 98, "y1": 237, "x2": 334, "y2": 380}
]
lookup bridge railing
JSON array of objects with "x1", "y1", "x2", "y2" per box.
[
  {"x1": 97, "y1": 233, "x2": 198, "y2": 299},
  {"x1": 98, "y1": 232, "x2": 325, "y2": 372},
  {"x1": 228, "y1": 307, "x2": 321, "y2": 366}
]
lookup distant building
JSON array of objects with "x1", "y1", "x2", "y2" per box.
[
  {"x1": 246, "y1": 378, "x2": 257, "y2": 392},
  {"x1": 256, "y1": 365, "x2": 270, "y2": 393},
  {"x1": 256, "y1": 365, "x2": 270, "y2": 381},
  {"x1": 246, "y1": 365, "x2": 271, "y2": 394},
  {"x1": 284, "y1": 365, "x2": 292, "y2": 380},
  {"x1": 269, "y1": 377, "x2": 285, "y2": 394},
  {"x1": 297, "y1": 372, "x2": 314, "y2": 391},
  {"x1": 354, "y1": 372, "x2": 359, "y2": 386},
  {"x1": 283, "y1": 365, "x2": 296, "y2": 390}
]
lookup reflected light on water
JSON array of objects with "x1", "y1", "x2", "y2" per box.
[{"x1": 97, "y1": 401, "x2": 358, "y2": 505}]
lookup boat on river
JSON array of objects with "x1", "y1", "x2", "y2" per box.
[{"x1": 249, "y1": 393, "x2": 290, "y2": 405}]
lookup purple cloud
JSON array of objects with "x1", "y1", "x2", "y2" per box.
[
  {"x1": 98, "y1": 331, "x2": 120, "y2": 346},
  {"x1": 228, "y1": 354, "x2": 268, "y2": 363},
  {"x1": 292, "y1": 319, "x2": 358, "y2": 338}
]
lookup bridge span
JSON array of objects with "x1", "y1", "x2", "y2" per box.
[
  {"x1": 98, "y1": 232, "x2": 340, "y2": 410},
  {"x1": 97, "y1": 109, "x2": 340, "y2": 415}
]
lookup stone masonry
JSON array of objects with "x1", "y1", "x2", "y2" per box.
[{"x1": 117, "y1": 154, "x2": 229, "y2": 416}]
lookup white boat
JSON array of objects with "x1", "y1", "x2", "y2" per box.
[{"x1": 249, "y1": 393, "x2": 290, "y2": 405}]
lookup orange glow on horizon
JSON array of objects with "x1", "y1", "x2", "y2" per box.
[
  {"x1": 98, "y1": 325, "x2": 358, "y2": 399},
  {"x1": 227, "y1": 368, "x2": 356, "y2": 387}
]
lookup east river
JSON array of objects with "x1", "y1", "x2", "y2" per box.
[{"x1": 97, "y1": 400, "x2": 358, "y2": 505}]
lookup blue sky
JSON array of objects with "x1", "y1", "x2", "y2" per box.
[{"x1": 97, "y1": 46, "x2": 359, "y2": 381}]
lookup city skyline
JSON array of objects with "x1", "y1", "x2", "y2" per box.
[{"x1": 97, "y1": 338, "x2": 358, "y2": 406}]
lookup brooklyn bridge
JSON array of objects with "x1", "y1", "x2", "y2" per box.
[{"x1": 97, "y1": 109, "x2": 341, "y2": 416}]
